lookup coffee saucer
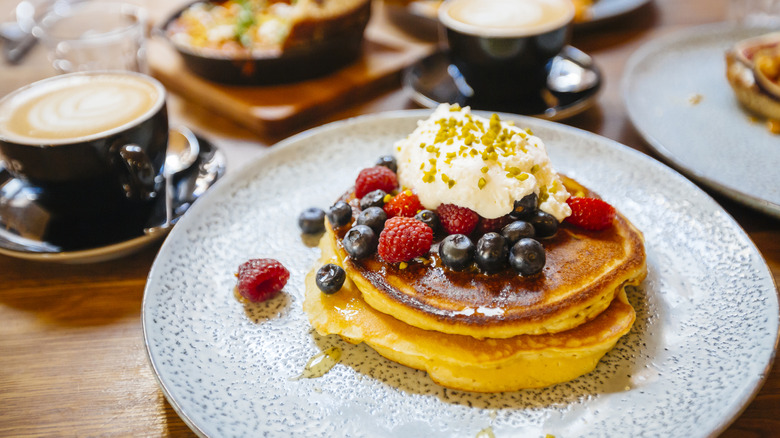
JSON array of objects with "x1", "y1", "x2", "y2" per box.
[
  {"x1": 0, "y1": 129, "x2": 225, "y2": 263},
  {"x1": 403, "y1": 46, "x2": 602, "y2": 120}
]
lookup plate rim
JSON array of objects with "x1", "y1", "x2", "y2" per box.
[
  {"x1": 143, "y1": 109, "x2": 779, "y2": 437},
  {"x1": 621, "y1": 21, "x2": 780, "y2": 219}
]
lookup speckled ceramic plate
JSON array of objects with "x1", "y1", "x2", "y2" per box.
[
  {"x1": 142, "y1": 110, "x2": 778, "y2": 438},
  {"x1": 623, "y1": 22, "x2": 780, "y2": 219}
]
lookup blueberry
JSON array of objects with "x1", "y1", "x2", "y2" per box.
[
  {"x1": 475, "y1": 232, "x2": 508, "y2": 274},
  {"x1": 375, "y1": 155, "x2": 397, "y2": 173},
  {"x1": 298, "y1": 207, "x2": 326, "y2": 234},
  {"x1": 501, "y1": 220, "x2": 535, "y2": 245},
  {"x1": 327, "y1": 201, "x2": 352, "y2": 228},
  {"x1": 439, "y1": 234, "x2": 475, "y2": 271},
  {"x1": 316, "y1": 263, "x2": 346, "y2": 294},
  {"x1": 356, "y1": 206, "x2": 387, "y2": 234},
  {"x1": 509, "y1": 238, "x2": 546, "y2": 276},
  {"x1": 529, "y1": 210, "x2": 558, "y2": 238},
  {"x1": 510, "y1": 193, "x2": 538, "y2": 220},
  {"x1": 414, "y1": 209, "x2": 441, "y2": 234},
  {"x1": 360, "y1": 189, "x2": 387, "y2": 210},
  {"x1": 342, "y1": 225, "x2": 377, "y2": 260}
]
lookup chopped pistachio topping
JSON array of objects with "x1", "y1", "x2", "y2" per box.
[
  {"x1": 393, "y1": 104, "x2": 571, "y2": 222},
  {"x1": 408, "y1": 110, "x2": 549, "y2": 188}
]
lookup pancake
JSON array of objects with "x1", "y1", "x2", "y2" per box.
[
  {"x1": 303, "y1": 232, "x2": 638, "y2": 392},
  {"x1": 329, "y1": 176, "x2": 646, "y2": 339}
]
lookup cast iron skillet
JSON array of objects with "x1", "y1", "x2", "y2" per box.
[{"x1": 158, "y1": 0, "x2": 371, "y2": 85}]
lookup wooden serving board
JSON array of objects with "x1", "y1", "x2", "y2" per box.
[{"x1": 147, "y1": 5, "x2": 435, "y2": 136}]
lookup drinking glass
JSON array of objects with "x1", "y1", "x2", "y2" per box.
[{"x1": 33, "y1": 0, "x2": 148, "y2": 74}]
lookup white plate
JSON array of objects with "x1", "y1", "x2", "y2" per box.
[
  {"x1": 143, "y1": 110, "x2": 778, "y2": 438},
  {"x1": 622, "y1": 23, "x2": 780, "y2": 219}
]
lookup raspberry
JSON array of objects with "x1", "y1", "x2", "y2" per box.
[
  {"x1": 437, "y1": 203, "x2": 479, "y2": 235},
  {"x1": 377, "y1": 217, "x2": 433, "y2": 263},
  {"x1": 236, "y1": 258, "x2": 290, "y2": 302},
  {"x1": 355, "y1": 166, "x2": 398, "y2": 199},
  {"x1": 565, "y1": 197, "x2": 616, "y2": 231},
  {"x1": 474, "y1": 214, "x2": 512, "y2": 235},
  {"x1": 384, "y1": 190, "x2": 423, "y2": 218}
]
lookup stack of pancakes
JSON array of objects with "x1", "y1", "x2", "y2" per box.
[{"x1": 303, "y1": 177, "x2": 646, "y2": 392}]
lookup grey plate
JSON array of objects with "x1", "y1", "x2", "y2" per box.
[
  {"x1": 142, "y1": 110, "x2": 778, "y2": 438},
  {"x1": 622, "y1": 22, "x2": 780, "y2": 219}
]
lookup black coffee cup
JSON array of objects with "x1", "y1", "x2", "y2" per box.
[
  {"x1": 0, "y1": 71, "x2": 169, "y2": 250},
  {"x1": 438, "y1": 0, "x2": 575, "y2": 103}
]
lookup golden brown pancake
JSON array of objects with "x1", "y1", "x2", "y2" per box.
[
  {"x1": 329, "y1": 177, "x2": 646, "y2": 339},
  {"x1": 303, "y1": 232, "x2": 638, "y2": 392}
]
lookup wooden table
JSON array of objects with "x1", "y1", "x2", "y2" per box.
[{"x1": 1, "y1": 0, "x2": 778, "y2": 436}]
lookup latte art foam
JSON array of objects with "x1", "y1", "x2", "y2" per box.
[
  {"x1": 440, "y1": 0, "x2": 574, "y2": 38},
  {"x1": 0, "y1": 73, "x2": 162, "y2": 144},
  {"x1": 458, "y1": 1, "x2": 547, "y2": 28}
]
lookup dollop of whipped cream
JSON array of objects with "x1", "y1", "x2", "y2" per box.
[{"x1": 394, "y1": 104, "x2": 571, "y2": 221}]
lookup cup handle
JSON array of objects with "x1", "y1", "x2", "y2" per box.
[{"x1": 118, "y1": 144, "x2": 157, "y2": 201}]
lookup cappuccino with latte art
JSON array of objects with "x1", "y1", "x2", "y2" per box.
[
  {"x1": 440, "y1": 0, "x2": 574, "y2": 37},
  {"x1": 438, "y1": 0, "x2": 574, "y2": 102},
  {"x1": 0, "y1": 73, "x2": 162, "y2": 144},
  {"x1": 0, "y1": 71, "x2": 170, "y2": 250}
]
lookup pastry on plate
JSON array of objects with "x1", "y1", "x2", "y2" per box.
[{"x1": 726, "y1": 32, "x2": 780, "y2": 123}]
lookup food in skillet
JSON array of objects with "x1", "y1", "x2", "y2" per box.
[{"x1": 166, "y1": 0, "x2": 371, "y2": 57}]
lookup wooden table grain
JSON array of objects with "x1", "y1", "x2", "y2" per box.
[{"x1": 1, "y1": 0, "x2": 778, "y2": 436}]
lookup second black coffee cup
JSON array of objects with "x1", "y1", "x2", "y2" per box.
[{"x1": 439, "y1": 0, "x2": 575, "y2": 103}]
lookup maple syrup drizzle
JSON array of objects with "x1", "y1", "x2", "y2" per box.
[{"x1": 291, "y1": 346, "x2": 342, "y2": 380}]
